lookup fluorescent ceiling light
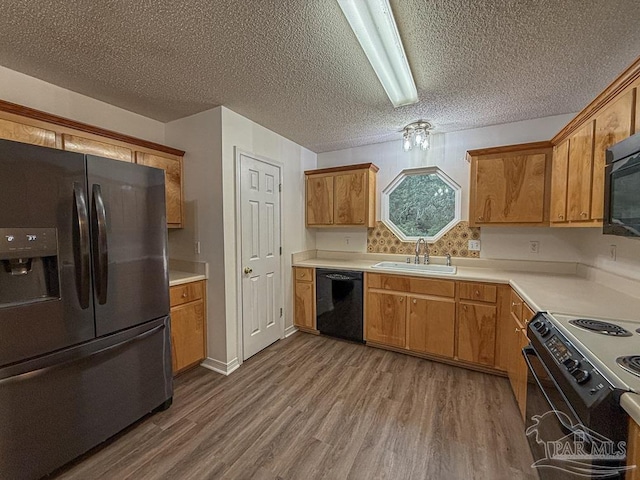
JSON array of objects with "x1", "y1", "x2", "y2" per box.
[{"x1": 337, "y1": 0, "x2": 418, "y2": 107}]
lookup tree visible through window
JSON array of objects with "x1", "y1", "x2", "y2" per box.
[{"x1": 382, "y1": 167, "x2": 460, "y2": 241}]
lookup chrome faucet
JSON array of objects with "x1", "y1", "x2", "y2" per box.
[
  {"x1": 446, "y1": 253, "x2": 452, "y2": 266},
  {"x1": 415, "y1": 238, "x2": 428, "y2": 264}
]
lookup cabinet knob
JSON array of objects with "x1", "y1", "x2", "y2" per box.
[
  {"x1": 558, "y1": 214, "x2": 564, "y2": 219},
  {"x1": 244, "y1": 267, "x2": 253, "y2": 274},
  {"x1": 463, "y1": 305, "x2": 468, "y2": 311},
  {"x1": 515, "y1": 327, "x2": 520, "y2": 333},
  {"x1": 300, "y1": 272, "x2": 305, "y2": 277},
  {"x1": 412, "y1": 299, "x2": 417, "y2": 304},
  {"x1": 581, "y1": 212, "x2": 588, "y2": 217},
  {"x1": 475, "y1": 290, "x2": 480, "y2": 296},
  {"x1": 477, "y1": 216, "x2": 484, "y2": 221},
  {"x1": 399, "y1": 297, "x2": 404, "y2": 302},
  {"x1": 182, "y1": 292, "x2": 187, "y2": 298}
]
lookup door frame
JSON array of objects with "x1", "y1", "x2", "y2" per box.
[{"x1": 234, "y1": 147, "x2": 285, "y2": 365}]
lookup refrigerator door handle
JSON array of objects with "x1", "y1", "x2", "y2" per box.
[
  {"x1": 73, "y1": 182, "x2": 91, "y2": 309},
  {"x1": 91, "y1": 184, "x2": 109, "y2": 305}
]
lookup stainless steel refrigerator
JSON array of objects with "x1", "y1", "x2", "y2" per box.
[{"x1": 0, "y1": 139, "x2": 173, "y2": 480}]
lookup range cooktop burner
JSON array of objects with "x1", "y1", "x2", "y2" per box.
[
  {"x1": 617, "y1": 356, "x2": 640, "y2": 376},
  {"x1": 568, "y1": 318, "x2": 633, "y2": 337}
]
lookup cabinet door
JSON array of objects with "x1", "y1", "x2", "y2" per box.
[
  {"x1": 457, "y1": 302, "x2": 497, "y2": 366},
  {"x1": 516, "y1": 329, "x2": 530, "y2": 420},
  {"x1": 294, "y1": 280, "x2": 315, "y2": 329},
  {"x1": 407, "y1": 296, "x2": 455, "y2": 358},
  {"x1": 0, "y1": 118, "x2": 56, "y2": 147},
  {"x1": 473, "y1": 154, "x2": 547, "y2": 223},
  {"x1": 366, "y1": 291, "x2": 406, "y2": 347},
  {"x1": 567, "y1": 121, "x2": 595, "y2": 221},
  {"x1": 550, "y1": 140, "x2": 569, "y2": 223},
  {"x1": 334, "y1": 171, "x2": 366, "y2": 225},
  {"x1": 306, "y1": 175, "x2": 334, "y2": 225},
  {"x1": 592, "y1": 91, "x2": 634, "y2": 220},
  {"x1": 62, "y1": 133, "x2": 133, "y2": 162},
  {"x1": 136, "y1": 152, "x2": 183, "y2": 227},
  {"x1": 171, "y1": 300, "x2": 205, "y2": 373}
]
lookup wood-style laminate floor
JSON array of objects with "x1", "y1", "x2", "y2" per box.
[{"x1": 53, "y1": 333, "x2": 538, "y2": 480}]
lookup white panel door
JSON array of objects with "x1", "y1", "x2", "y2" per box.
[{"x1": 240, "y1": 153, "x2": 282, "y2": 360}]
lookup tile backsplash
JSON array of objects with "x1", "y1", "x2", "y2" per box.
[{"x1": 367, "y1": 221, "x2": 481, "y2": 257}]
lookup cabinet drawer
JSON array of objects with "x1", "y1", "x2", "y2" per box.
[
  {"x1": 367, "y1": 273, "x2": 454, "y2": 298},
  {"x1": 170, "y1": 281, "x2": 204, "y2": 307},
  {"x1": 294, "y1": 267, "x2": 314, "y2": 282},
  {"x1": 458, "y1": 282, "x2": 497, "y2": 303}
]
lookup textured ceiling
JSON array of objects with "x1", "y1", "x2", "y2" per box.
[{"x1": 0, "y1": 1, "x2": 639, "y2": 152}]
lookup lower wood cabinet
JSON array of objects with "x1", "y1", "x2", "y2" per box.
[
  {"x1": 407, "y1": 296, "x2": 455, "y2": 357},
  {"x1": 170, "y1": 280, "x2": 207, "y2": 375},
  {"x1": 627, "y1": 417, "x2": 640, "y2": 480},
  {"x1": 366, "y1": 291, "x2": 407, "y2": 348},
  {"x1": 293, "y1": 267, "x2": 317, "y2": 332},
  {"x1": 506, "y1": 287, "x2": 536, "y2": 420},
  {"x1": 457, "y1": 302, "x2": 497, "y2": 366}
]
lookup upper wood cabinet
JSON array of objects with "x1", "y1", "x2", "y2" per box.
[
  {"x1": 0, "y1": 117, "x2": 56, "y2": 148},
  {"x1": 62, "y1": 133, "x2": 133, "y2": 162},
  {"x1": 566, "y1": 121, "x2": 595, "y2": 222},
  {"x1": 550, "y1": 140, "x2": 569, "y2": 224},
  {"x1": 591, "y1": 91, "x2": 634, "y2": 220},
  {"x1": 468, "y1": 142, "x2": 552, "y2": 226},
  {"x1": 550, "y1": 57, "x2": 640, "y2": 228},
  {"x1": 135, "y1": 152, "x2": 184, "y2": 227},
  {"x1": 0, "y1": 100, "x2": 185, "y2": 229},
  {"x1": 305, "y1": 163, "x2": 378, "y2": 228}
]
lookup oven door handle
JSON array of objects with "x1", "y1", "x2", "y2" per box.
[{"x1": 523, "y1": 346, "x2": 580, "y2": 432}]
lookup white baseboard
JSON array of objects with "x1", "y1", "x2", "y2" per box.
[
  {"x1": 284, "y1": 325, "x2": 298, "y2": 338},
  {"x1": 200, "y1": 356, "x2": 240, "y2": 376}
]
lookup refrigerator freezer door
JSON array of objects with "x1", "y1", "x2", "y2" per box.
[
  {"x1": 0, "y1": 140, "x2": 95, "y2": 366},
  {"x1": 87, "y1": 156, "x2": 169, "y2": 336},
  {"x1": 0, "y1": 316, "x2": 172, "y2": 480}
]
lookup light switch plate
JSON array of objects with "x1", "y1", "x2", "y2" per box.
[{"x1": 468, "y1": 240, "x2": 481, "y2": 251}]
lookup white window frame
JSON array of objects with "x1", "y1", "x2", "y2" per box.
[{"x1": 381, "y1": 166, "x2": 461, "y2": 242}]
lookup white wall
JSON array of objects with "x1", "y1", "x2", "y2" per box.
[
  {"x1": 220, "y1": 107, "x2": 316, "y2": 365},
  {"x1": 165, "y1": 108, "x2": 228, "y2": 362},
  {"x1": 0, "y1": 66, "x2": 165, "y2": 144},
  {"x1": 316, "y1": 113, "x2": 577, "y2": 261}
]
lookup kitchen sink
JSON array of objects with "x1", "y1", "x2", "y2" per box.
[{"x1": 371, "y1": 262, "x2": 457, "y2": 275}]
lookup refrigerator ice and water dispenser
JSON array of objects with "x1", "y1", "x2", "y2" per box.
[{"x1": 0, "y1": 227, "x2": 60, "y2": 306}]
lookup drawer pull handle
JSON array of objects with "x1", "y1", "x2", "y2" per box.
[
  {"x1": 581, "y1": 212, "x2": 588, "y2": 217},
  {"x1": 412, "y1": 299, "x2": 417, "y2": 304},
  {"x1": 558, "y1": 214, "x2": 564, "y2": 219},
  {"x1": 399, "y1": 297, "x2": 404, "y2": 302},
  {"x1": 182, "y1": 293, "x2": 187, "y2": 298},
  {"x1": 515, "y1": 327, "x2": 520, "y2": 333},
  {"x1": 475, "y1": 290, "x2": 480, "y2": 296}
]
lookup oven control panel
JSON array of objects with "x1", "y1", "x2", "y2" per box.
[{"x1": 528, "y1": 314, "x2": 613, "y2": 403}]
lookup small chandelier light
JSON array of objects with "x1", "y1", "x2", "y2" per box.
[{"x1": 401, "y1": 121, "x2": 433, "y2": 152}]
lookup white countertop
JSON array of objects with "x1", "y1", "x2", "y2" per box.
[
  {"x1": 294, "y1": 254, "x2": 640, "y2": 420},
  {"x1": 169, "y1": 270, "x2": 207, "y2": 287},
  {"x1": 294, "y1": 257, "x2": 640, "y2": 322}
]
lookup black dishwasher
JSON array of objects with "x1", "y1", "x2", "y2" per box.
[{"x1": 316, "y1": 269, "x2": 363, "y2": 343}]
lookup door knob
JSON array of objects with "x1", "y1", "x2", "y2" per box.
[{"x1": 244, "y1": 267, "x2": 253, "y2": 274}]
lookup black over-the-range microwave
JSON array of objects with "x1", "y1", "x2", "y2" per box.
[{"x1": 604, "y1": 130, "x2": 640, "y2": 237}]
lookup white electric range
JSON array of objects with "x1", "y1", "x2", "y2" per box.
[{"x1": 545, "y1": 312, "x2": 640, "y2": 393}]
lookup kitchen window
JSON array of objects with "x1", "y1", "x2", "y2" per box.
[{"x1": 381, "y1": 167, "x2": 461, "y2": 241}]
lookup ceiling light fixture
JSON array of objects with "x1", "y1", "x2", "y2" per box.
[
  {"x1": 336, "y1": 0, "x2": 418, "y2": 108},
  {"x1": 401, "y1": 121, "x2": 433, "y2": 152}
]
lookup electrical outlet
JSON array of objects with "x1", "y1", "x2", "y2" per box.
[
  {"x1": 194, "y1": 241, "x2": 201, "y2": 255},
  {"x1": 529, "y1": 241, "x2": 540, "y2": 254},
  {"x1": 610, "y1": 244, "x2": 617, "y2": 261},
  {"x1": 468, "y1": 240, "x2": 481, "y2": 251}
]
